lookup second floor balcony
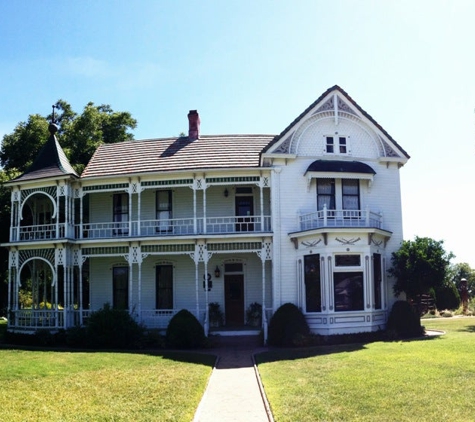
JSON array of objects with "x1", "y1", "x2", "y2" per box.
[
  {"x1": 11, "y1": 215, "x2": 272, "y2": 242},
  {"x1": 298, "y1": 206, "x2": 383, "y2": 232}
]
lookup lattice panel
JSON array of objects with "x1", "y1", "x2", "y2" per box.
[
  {"x1": 82, "y1": 246, "x2": 128, "y2": 256},
  {"x1": 21, "y1": 186, "x2": 56, "y2": 202},
  {"x1": 141, "y1": 244, "x2": 194, "y2": 254},
  {"x1": 19, "y1": 249, "x2": 56, "y2": 267}
]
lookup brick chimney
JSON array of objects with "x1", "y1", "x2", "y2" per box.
[{"x1": 188, "y1": 110, "x2": 200, "y2": 140}]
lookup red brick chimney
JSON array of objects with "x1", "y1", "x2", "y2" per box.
[{"x1": 188, "y1": 110, "x2": 200, "y2": 140}]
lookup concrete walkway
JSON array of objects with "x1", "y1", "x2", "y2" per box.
[{"x1": 193, "y1": 336, "x2": 273, "y2": 422}]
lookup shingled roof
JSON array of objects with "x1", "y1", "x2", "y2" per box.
[
  {"x1": 81, "y1": 134, "x2": 275, "y2": 178},
  {"x1": 12, "y1": 123, "x2": 78, "y2": 183}
]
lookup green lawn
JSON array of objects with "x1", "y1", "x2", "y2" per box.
[
  {"x1": 0, "y1": 348, "x2": 215, "y2": 422},
  {"x1": 257, "y1": 317, "x2": 475, "y2": 421}
]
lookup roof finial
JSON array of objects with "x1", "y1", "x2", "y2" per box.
[
  {"x1": 52, "y1": 104, "x2": 57, "y2": 124},
  {"x1": 49, "y1": 104, "x2": 58, "y2": 136}
]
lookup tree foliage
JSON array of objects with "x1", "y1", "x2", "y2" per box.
[
  {"x1": 448, "y1": 262, "x2": 475, "y2": 299},
  {"x1": 388, "y1": 236, "x2": 453, "y2": 301},
  {"x1": 0, "y1": 101, "x2": 136, "y2": 312},
  {"x1": 0, "y1": 100, "x2": 137, "y2": 174}
]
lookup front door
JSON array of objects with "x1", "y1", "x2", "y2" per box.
[{"x1": 224, "y1": 274, "x2": 244, "y2": 326}]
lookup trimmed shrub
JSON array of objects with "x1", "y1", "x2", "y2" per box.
[
  {"x1": 85, "y1": 303, "x2": 145, "y2": 349},
  {"x1": 435, "y1": 284, "x2": 460, "y2": 311},
  {"x1": 386, "y1": 300, "x2": 424, "y2": 339},
  {"x1": 166, "y1": 309, "x2": 205, "y2": 349},
  {"x1": 267, "y1": 303, "x2": 310, "y2": 347}
]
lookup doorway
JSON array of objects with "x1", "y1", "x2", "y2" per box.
[{"x1": 224, "y1": 274, "x2": 244, "y2": 326}]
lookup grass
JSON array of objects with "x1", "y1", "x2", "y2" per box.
[
  {"x1": 0, "y1": 347, "x2": 215, "y2": 422},
  {"x1": 257, "y1": 317, "x2": 475, "y2": 421}
]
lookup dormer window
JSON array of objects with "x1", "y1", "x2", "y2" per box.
[{"x1": 325, "y1": 136, "x2": 349, "y2": 154}]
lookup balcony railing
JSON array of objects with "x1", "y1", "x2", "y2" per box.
[
  {"x1": 10, "y1": 216, "x2": 271, "y2": 242},
  {"x1": 299, "y1": 207, "x2": 382, "y2": 231},
  {"x1": 11, "y1": 223, "x2": 68, "y2": 242}
]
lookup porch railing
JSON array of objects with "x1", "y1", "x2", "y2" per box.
[
  {"x1": 140, "y1": 309, "x2": 204, "y2": 329},
  {"x1": 299, "y1": 206, "x2": 382, "y2": 231},
  {"x1": 74, "y1": 215, "x2": 272, "y2": 240},
  {"x1": 10, "y1": 309, "x2": 65, "y2": 329},
  {"x1": 11, "y1": 223, "x2": 68, "y2": 242}
]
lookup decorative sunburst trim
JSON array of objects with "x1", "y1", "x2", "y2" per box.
[
  {"x1": 336, "y1": 237, "x2": 361, "y2": 245},
  {"x1": 301, "y1": 239, "x2": 322, "y2": 247}
]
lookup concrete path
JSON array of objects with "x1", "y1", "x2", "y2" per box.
[{"x1": 193, "y1": 336, "x2": 273, "y2": 422}]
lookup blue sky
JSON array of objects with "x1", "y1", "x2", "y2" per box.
[{"x1": 1, "y1": 0, "x2": 474, "y2": 267}]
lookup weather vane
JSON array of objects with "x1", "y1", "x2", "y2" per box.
[{"x1": 51, "y1": 104, "x2": 57, "y2": 124}]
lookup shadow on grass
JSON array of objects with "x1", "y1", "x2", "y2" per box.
[
  {"x1": 256, "y1": 332, "x2": 443, "y2": 365},
  {"x1": 457, "y1": 324, "x2": 475, "y2": 334}
]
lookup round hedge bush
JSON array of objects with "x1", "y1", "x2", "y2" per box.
[
  {"x1": 435, "y1": 284, "x2": 460, "y2": 311},
  {"x1": 166, "y1": 309, "x2": 206, "y2": 349},
  {"x1": 268, "y1": 303, "x2": 309, "y2": 347},
  {"x1": 86, "y1": 303, "x2": 145, "y2": 349},
  {"x1": 386, "y1": 300, "x2": 424, "y2": 339}
]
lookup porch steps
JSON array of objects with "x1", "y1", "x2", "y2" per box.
[{"x1": 208, "y1": 334, "x2": 263, "y2": 349}]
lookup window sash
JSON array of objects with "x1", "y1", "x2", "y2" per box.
[
  {"x1": 113, "y1": 266, "x2": 128, "y2": 310},
  {"x1": 156, "y1": 265, "x2": 173, "y2": 309},
  {"x1": 304, "y1": 254, "x2": 321, "y2": 312}
]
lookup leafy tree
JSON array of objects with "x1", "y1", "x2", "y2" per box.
[
  {"x1": 0, "y1": 100, "x2": 137, "y2": 174},
  {"x1": 448, "y1": 262, "x2": 475, "y2": 299},
  {"x1": 388, "y1": 236, "x2": 454, "y2": 303}
]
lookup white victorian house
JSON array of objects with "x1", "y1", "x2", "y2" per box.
[{"x1": 3, "y1": 86, "x2": 409, "y2": 339}]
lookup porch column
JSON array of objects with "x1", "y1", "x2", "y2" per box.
[
  {"x1": 78, "y1": 261, "x2": 83, "y2": 325},
  {"x1": 7, "y1": 257, "x2": 12, "y2": 315},
  {"x1": 259, "y1": 181, "x2": 264, "y2": 231},
  {"x1": 137, "y1": 185, "x2": 142, "y2": 236},
  {"x1": 193, "y1": 180, "x2": 197, "y2": 234},
  {"x1": 202, "y1": 185, "x2": 207, "y2": 234},
  {"x1": 137, "y1": 261, "x2": 142, "y2": 322},
  {"x1": 194, "y1": 257, "x2": 200, "y2": 323},
  {"x1": 261, "y1": 256, "x2": 267, "y2": 342},
  {"x1": 79, "y1": 191, "x2": 83, "y2": 239},
  {"x1": 56, "y1": 186, "x2": 60, "y2": 238},
  {"x1": 204, "y1": 258, "x2": 209, "y2": 336},
  {"x1": 128, "y1": 190, "x2": 132, "y2": 236}
]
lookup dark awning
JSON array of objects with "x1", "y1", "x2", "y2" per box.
[
  {"x1": 305, "y1": 160, "x2": 376, "y2": 185},
  {"x1": 306, "y1": 160, "x2": 376, "y2": 174}
]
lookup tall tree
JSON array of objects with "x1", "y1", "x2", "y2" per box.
[
  {"x1": 449, "y1": 262, "x2": 475, "y2": 299},
  {"x1": 389, "y1": 236, "x2": 454, "y2": 302},
  {"x1": 0, "y1": 100, "x2": 137, "y2": 174}
]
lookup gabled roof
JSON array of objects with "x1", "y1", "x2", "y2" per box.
[
  {"x1": 12, "y1": 123, "x2": 78, "y2": 183},
  {"x1": 263, "y1": 85, "x2": 410, "y2": 159},
  {"x1": 81, "y1": 134, "x2": 275, "y2": 178}
]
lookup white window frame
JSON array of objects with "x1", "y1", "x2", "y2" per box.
[{"x1": 324, "y1": 135, "x2": 351, "y2": 155}]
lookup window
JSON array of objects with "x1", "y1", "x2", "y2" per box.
[
  {"x1": 156, "y1": 265, "x2": 173, "y2": 309},
  {"x1": 333, "y1": 254, "x2": 363, "y2": 312},
  {"x1": 156, "y1": 190, "x2": 172, "y2": 232},
  {"x1": 304, "y1": 254, "x2": 321, "y2": 312},
  {"x1": 373, "y1": 253, "x2": 382, "y2": 309},
  {"x1": 317, "y1": 179, "x2": 335, "y2": 211},
  {"x1": 317, "y1": 179, "x2": 361, "y2": 214},
  {"x1": 113, "y1": 193, "x2": 129, "y2": 235},
  {"x1": 235, "y1": 187, "x2": 254, "y2": 232},
  {"x1": 113, "y1": 266, "x2": 128, "y2": 309},
  {"x1": 325, "y1": 136, "x2": 349, "y2": 154},
  {"x1": 342, "y1": 179, "x2": 360, "y2": 210}
]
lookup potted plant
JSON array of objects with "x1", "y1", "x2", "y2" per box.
[
  {"x1": 246, "y1": 302, "x2": 262, "y2": 327},
  {"x1": 208, "y1": 302, "x2": 223, "y2": 328}
]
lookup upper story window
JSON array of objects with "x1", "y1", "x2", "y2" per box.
[
  {"x1": 325, "y1": 136, "x2": 349, "y2": 155},
  {"x1": 317, "y1": 178, "x2": 360, "y2": 211},
  {"x1": 156, "y1": 190, "x2": 172, "y2": 232},
  {"x1": 113, "y1": 193, "x2": 129, "y2": 235}
]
